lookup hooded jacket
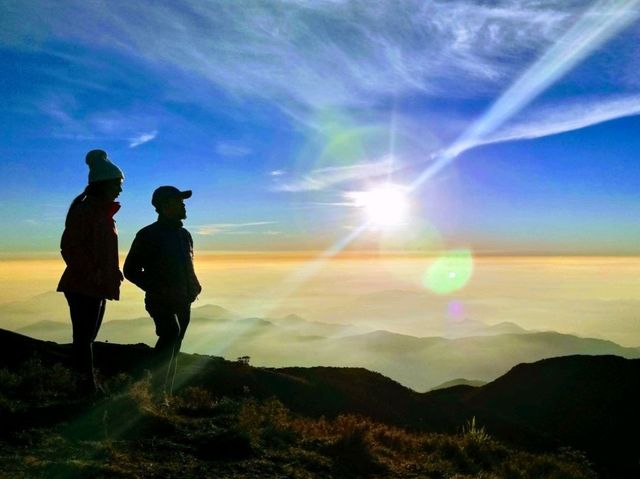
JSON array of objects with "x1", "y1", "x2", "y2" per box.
[
  {"x1": 57, "y1": 196, "x2": 122, "y2": 300},
  {"x1": 123, "y1": 217, "x2": 201, "y2": 305}
]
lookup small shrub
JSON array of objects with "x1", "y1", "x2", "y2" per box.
[{"x1": 461, "y1": 416, "x2": 491, "y2": 443}]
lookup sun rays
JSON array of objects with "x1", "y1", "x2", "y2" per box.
[{"x1": 207, "y1": 0, "x2": 640, "y2": 344}]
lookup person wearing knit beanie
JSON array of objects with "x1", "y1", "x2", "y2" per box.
[
  {"x1": 57, "y1": 149, "x2": 125, "y2": 395},
  {"x1": 86, "y1": 149, "x2": 125, "y2": 183}
]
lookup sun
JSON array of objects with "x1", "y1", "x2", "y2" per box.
[{"x1": 350, "y1": 184, "x2": 410, "y2": 228}]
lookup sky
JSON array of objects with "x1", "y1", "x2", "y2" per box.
[{"x1": 2, "y1": 0, "x2": 640, "y2": 255}]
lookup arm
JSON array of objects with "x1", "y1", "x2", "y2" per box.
[
  {"x1": 60, "y1": 209, "x2": 98, "y2": 272},
  {"x1": 187, "y1": 231, "x2": 202, "y2": 300},
  {"x1": 123, "y1": 233, "x2": 149, "y2": 291}
]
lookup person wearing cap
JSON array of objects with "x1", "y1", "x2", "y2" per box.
[
  {"x1": 123, "y1": 186, "x2": 201, "y2": 399},
  {"x1": 57, "y1": 149, "x2": 124, "y2": 394}
]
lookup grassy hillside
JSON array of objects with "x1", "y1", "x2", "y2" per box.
[
  {"x1": 3, "y1": 328, "x2": 638, "y2": 477},
  {"x1": 0, "y1": 357, "x2": 597, "y2": 479}
]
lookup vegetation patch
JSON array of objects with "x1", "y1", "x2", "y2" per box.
[{"x1": 0, "y1": 358, "x2": 599, "y2": 478}]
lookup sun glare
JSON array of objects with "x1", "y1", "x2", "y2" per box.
[{"x1": 350, "y1": 184, "x2": 410, "y2": 228}]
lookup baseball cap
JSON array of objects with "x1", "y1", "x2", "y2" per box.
[{"x1": 151, "y1": 186, "x2": 192, "y2": 207}]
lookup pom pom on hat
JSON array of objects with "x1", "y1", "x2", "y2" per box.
[{"x1": 86, "y1": 149, "x2": 124, "y2": 183}]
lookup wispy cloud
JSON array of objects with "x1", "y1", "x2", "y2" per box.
[
  {"x1": 129, "y1": 130, "x2": 158, "y2": 148},
  {"x1": 6, "y1": 1, "x2": 640, "y2": 158},
  {"x1": 4, "y1": 1, "x2": 615, "y2": 109},
  {"x1": 216, "y1": 229, "x2": 283, "y2": 236},
  {"x1": 277, "y1": 92, "x2": 640, "y2": 192},
  {"x1": 432, "y1": 94, "x2": 640, "y2": 158},
  {"x1": 486, "y1": 94, "x2": 640, "y2": 145},
  {"x1": 417, "y1": 0, "x2": 640, "y2": 167},
  {"x1": 274, "y1": 156, "x2": 403, "y2": 192},
  {"x1": 37, "y1": 93, "x2": 79, "y2": 129},
  {"x1": 269, "y1": 169, "x2": 286, "y2": 177},
  {"x1": 35, "y1": 92, "x2": 164, "y2": 144},
  {"x1": 215, "y1": 142, "x2": 252, "y2": 157},
  {"x1": 196, "y1": 221, "x2": 277, "y2": 236}
]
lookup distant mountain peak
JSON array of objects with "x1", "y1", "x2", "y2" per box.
[
  {"x1": 279, "y1": 313, "x2": 306, "y2": 323},
  {"x1": 191, "y1": 303, "x2": 238, "y2": 319},
  {"x1": 430, "y1": 378, "x2": 487, "y2": 391}
]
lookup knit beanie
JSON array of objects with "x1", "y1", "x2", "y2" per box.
[{"x1": 86, "y1": 149, "x2": 124, "y2": 183}]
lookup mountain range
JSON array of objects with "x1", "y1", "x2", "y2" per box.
[{"x1": 11, "y1": 303, "x2": 640, "y2": 392}]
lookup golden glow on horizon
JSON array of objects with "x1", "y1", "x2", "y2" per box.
[
  {"x1": 0, "y1": 258, "x2": 65, "y2": 304},
  {"x1": 1, "y1": 255, "x2": 640, "y2": 346}
]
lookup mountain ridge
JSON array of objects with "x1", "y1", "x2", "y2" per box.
[
  {"x1": 0, "y1": 328, "x2": 637, "y2": 477},
  {"x1": 10, "y1": 305, "x2": 640, "y2": 392}
]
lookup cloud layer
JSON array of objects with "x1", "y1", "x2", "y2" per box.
[{"x1": 4, "y1": 0, "x2": 616, "y2": 109}]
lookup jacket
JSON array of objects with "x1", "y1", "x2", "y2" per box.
[
  {"x1": 123, "y1": 217, "x2": 201, "y2": 305},
  {"x1": 57, "y1": 196, "x2": 122, "y2": 300}
]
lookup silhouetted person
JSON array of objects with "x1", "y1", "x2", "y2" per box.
[
  {"x1": 123, "y1": 186, "x2": 201, "y2": 400},
  {"x1": 57, "y1": 149, "x2": 124, "y2": 394}
]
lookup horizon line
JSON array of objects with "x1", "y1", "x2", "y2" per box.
[{"x1": 1, "y1": 250, "x2": 640, "y2": 261}]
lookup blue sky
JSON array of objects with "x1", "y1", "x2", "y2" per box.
[{"x1": 2, "y1": 0, "x2": 640, "y2": 254}]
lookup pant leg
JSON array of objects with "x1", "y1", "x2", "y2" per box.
[
  {"x1": 167, "y1": 303, "x2": 191, "y2": 393},
  {"x1": 147, "y1": 301, "x2": 182, "y2": 395},
  {"x1": 91, "y1": 298, "x2": 106, "y2": 342},
  {"x1": 64, "y1": 292, "x2": 106, "y2": 389}
]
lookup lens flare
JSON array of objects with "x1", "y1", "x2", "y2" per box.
[
  {"x1": 447, "y1": 300, "x2": 465, "y2": 319},
  {"x1": 423, "y1": 250, "x2": 474, "y2": 295}
]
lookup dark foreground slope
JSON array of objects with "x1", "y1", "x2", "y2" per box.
[
  {"x1": 417, "y1": 355, "x2": 640, "y2": 477},
  {"x1": 1, "y1": 328, "x2": 637, "y2": 478}
]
